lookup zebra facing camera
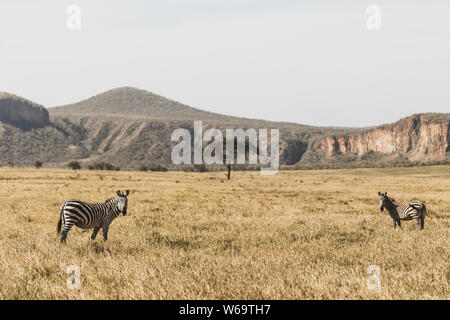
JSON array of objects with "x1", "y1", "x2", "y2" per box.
[{"x1": 58, "y1": 190, "x2": 130, "y2": 243}]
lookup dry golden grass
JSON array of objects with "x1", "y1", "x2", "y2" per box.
[{"x1": 0, "y1": 166, "x2": 448, "y2": 299}]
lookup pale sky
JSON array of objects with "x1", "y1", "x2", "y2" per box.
[{"x1": 0, "y1": 0, "x2": 449, "y2": 127}]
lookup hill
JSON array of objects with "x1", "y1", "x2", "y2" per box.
[
  {"x1": 50, "y1": 87, "x2": 245, "y2": 122},
  {"x1": 0, "y1": 92, "x2": 49, "y2": 129},
  {"x1": 46, "y1": 87, "x2": 362, "y2": 168},
  {"x1": 0, "y1": 87, "x2": 448, "y2": 169}
]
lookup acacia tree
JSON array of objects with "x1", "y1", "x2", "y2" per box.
[
  {"x1": 207, "y1": 134, "x2": 252, "y2": 180},
  {"x1": 223, "y1": 137, "x2": 250, "y2": 180},
  {"x1": 221, "y1": 138, "x2": 233, "y2": 180},
  {"x1": 226, "y1": 163, "x2": 231, "y2": 180}
]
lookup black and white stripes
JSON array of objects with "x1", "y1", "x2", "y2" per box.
[
  {"x1": 55, "y1": 188, "x2": 428, "y2": 244},
  {"x1": 378, "y1": 192, "x2": 426, "y2": 230},
  {"x1": 57, "y1": 190, "x2": 129, "y2": 243}
]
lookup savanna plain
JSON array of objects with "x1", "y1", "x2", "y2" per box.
[{"x1": 0, "y1": 166, "x2": 448, "y2": 299}]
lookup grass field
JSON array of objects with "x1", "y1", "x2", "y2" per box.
[{"x1": 0, "y1": 166, "x2": 448, "y2": 299}]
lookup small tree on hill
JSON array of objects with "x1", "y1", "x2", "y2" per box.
[
  {"x1": 68, "y1": 160, "x2": 81, "y2": 170},
  {"x1": 34, "y1": 160, "x2": 43, "y2": 169}
]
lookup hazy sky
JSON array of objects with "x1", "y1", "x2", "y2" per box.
[{"x1": 0, "y1": 0, "x2": 449, "y2": 127}]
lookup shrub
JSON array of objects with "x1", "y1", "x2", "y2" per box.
[
  {"x1": 181, "y1": 165, "x2": 195, "y2": 172},
  {"x1": 91, "y1": 161, "x2": 118, "y2": 171},
  {"x1": 148, "y1": 163, "x2": 168, "y2": 172},
  {"x1": 104, "y1": 163, "x2": 115, "y2": 171},
  {"x1": 34, "y1": 160, "x2": 43, "y2": 169},
  {"x1": 139, "y1": 164, "x2": 148, "y2": 171},
  {"x1": 68, "y1": 160, "x2": 82, "y2": 170},
  {"x1": 93, "y1": 162, "x2": 105, "y2": 170}
]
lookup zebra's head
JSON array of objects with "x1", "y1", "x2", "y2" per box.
[
  {"x1": 115, "y1": 190, "x2": 129, "y2": 215},
  {"x1": 378, "y1": 191, "x2": 388, "y2": 211}
]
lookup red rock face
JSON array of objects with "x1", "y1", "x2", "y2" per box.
[{"x1": 310, "y1": 115, "x2": 450, "y2": 160}]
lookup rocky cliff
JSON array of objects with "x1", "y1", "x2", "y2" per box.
[
  {"x1": 0, "y1": 93, "x2": 49, "y2": 129},
  {"x1": 304, "y1": 114, "x2": 450, "y2": 162}
]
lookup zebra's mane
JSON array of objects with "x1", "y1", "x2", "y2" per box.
[
  {"x1": 105, "y1": 197, "x2": 119, "y2": 206},
  {"x1": 386, "y1": 196, "x2": 399, "y2": 206}
]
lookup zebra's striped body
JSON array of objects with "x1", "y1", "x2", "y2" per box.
[
  {"x1": 378, "y1": 192, "x2": 426, "y2": 230},
  {"x1": 57, "y1": 190, "x2": 129, "y2": 242}
]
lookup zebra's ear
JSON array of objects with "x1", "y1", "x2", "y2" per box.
[
  {"x1": 125, "y1": 190, "x2": 130, "y2": 197},
  {"x1": 378, "y1": 192, "x2": 381, "y2": 196},
  {"x1": 384, "y1": 192, "x2": 387, "y2": 196},
  {"x1": 117, "y1": 190, "x2": 121, "y2": 197}
]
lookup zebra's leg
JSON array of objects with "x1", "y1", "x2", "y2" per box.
[
  {"x1": 415, "y1": 217, "x2": 422, "y2": 230},
  {"x1": 420, "y1": 208, "x2": 425, "y2": 230},
  {"x1": 60, "y1": 222, "x2": 74, "y2": 243},
  {"x1": 397, "y1": 220, "x2": 402, "y2": 229},
  {"x1": 392, "y1": 219, "x2": 397, "y2": 229},
  {"x1": 91, "y1": 227, "x2": 101, "y2": 240},
  {"x1": 102, "y1": 224, "x2": 109, "y2": 241}
]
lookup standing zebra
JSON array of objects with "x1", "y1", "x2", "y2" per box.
[
  {"x1": 378, "y1": 192, "x2": 426, "y2": 230},
  {"x1": 57, "y1": 190, "x2": 129, "y2": 243}
]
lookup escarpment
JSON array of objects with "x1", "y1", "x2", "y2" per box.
[{"x1": 304, "y1": 114, "x2": 450, "y2": 162}]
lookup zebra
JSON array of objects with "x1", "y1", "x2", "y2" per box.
[
  {"x1": 57, "y1": 190, "x2": 129, "y2": 243},
  {"x1": 378, "y1": 192, "x2": 426, "y2": 230}
]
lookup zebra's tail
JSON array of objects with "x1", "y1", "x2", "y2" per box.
[
  {"x1": 57, "y1": 204, "x2": 64, "y2": 234},
  {"x1": 422, "y1": 203, "x2": 427, "y2": 219}
]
